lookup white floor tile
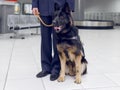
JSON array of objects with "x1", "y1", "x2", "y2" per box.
[
  {"x1": 84, "y1": 87, "x2": 120, "y2": 90},
  {"x1": 7, "y1": 38, "x2": 39, "y2": 80},
  {"x1": 7, "y1": 61, "x2": 38, "y2": 79},
  {"x1": 105, "y1": 73, "x2": 120, "y2": 86},
  {"x1": 0, "y1": 28, "x2": 120, "y2": 90},
  {"x1": 81, "y1": 74, "x2": 117, "y2": 89},
  {"x1": 0, "y1": 80, "x2": 3, "y2": 90},
  {"x1": 5, "y1": 78, "x2": 45, "y2": 90},
  {"x1": 42, "y1": 75, "x2": 84, "y2": 90},
  {"x1": 0, "y1": 38, "x2": 15, "y2": 90}
]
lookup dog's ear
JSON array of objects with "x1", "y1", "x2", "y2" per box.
[
  {"x1": 54, "y1": 3, "x2": 60, "y2": 11},
  {"x1": 62, "y1": 2, "x2": 70, "y2": 14}
]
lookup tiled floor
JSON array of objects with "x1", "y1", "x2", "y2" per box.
[{"x1": 0, "y1": 28, "x2": 120, "y2": 90}]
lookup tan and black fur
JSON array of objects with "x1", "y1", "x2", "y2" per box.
[{"x1": 53, "y1": 3, "x2": 88, "y2": 84}]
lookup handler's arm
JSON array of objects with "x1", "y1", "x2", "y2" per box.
[{"x1": 32, "y1": 0, "x2": 39, "y2": 15}]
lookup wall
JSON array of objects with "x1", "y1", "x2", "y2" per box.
[
  {"x1": 18, "y1": 0, "x2": 31, "y2": 4},
  {"x1": 85, "y1": 0, "x2": 120, "y2": 12},
  {"x1": 73, "y1": 0, "x2": 85, "y2": 20},
  {"x1": 0, "y1": 5, "x2": 14, "y2": 33}
]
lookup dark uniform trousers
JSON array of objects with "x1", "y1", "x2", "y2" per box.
[{"x1": 40, "y1": 16, "x2": 60, "y2": 74}]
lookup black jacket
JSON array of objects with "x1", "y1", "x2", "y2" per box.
[{"x1": 32, "y1": 0, "x2": 75, "y2": 16}]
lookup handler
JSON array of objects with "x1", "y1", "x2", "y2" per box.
[{"x1": 32, "y1": 0, "x2": 75, "y2": 81}]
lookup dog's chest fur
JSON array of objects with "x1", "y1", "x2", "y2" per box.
[
  {"x1": 56, "y1": 28, "x2": 82, "y2": 62},
  {"x1": 56, "y1": 27, "x2": 82, "y2": 62},
  {"x1": 57, "y1": 43, "x2": 78, "y2": 62}
]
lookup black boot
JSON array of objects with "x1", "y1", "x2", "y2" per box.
[
  {"x1": 36, "y1": 71, "x2": 50, "y2": 78},
  {"x1": 50, "y1": 74, "x2": 59, "y2": 81}
]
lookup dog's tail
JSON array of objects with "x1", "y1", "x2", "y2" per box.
[
  {"x1": 81, "y1": 43, "x2": 86, "y2": 57},
  {"x1": 80, "y1": 43, "x2": 88, "y2": 75},
  {"x1": 81, "y1": 56, "x2": 88, "y2": 75}
]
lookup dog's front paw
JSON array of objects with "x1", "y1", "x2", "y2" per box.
[
  {"x1": 57, "y1": 76, "x2": 65, "y2": 82},
  {"x1": 74, "y1": 78, "x2": 81, "y2": 84}
]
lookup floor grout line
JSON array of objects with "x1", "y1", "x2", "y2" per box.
[
  {"x1": 104, "y1": 74, "x2": 120, "y2": 86},
  {"x1": 3, "y1": 40, "x2": 16, "y2": 90},
  {"x1": 1, "y1": 29, "x2": 120, "y2": 90},
  {"x1": 41, "y1": 78, "x2": 47, "y2": 90},
  {"x1": 29, "y1": 38, "x2": 46, "y2": 90}
]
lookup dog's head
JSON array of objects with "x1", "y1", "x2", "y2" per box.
[{"x1": 53, "y1": 3, "x2": 73, "y2": 33}]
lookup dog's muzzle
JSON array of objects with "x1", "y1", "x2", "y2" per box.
[{"x1": 53, "y1": 26, "x2": 62, "y2": 32}]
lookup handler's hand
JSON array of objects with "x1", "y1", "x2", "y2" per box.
[{"x1": 32, "y1": 8, "x2": 39, "y2": 15}]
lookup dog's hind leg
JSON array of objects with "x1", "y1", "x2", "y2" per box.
[{"x1": 74, "y1": 54, "x2": 82, "y2": 84}]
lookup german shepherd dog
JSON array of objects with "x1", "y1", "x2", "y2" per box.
[{"x1": 53, "y1": 3, "x2": 88, "y2": 84}]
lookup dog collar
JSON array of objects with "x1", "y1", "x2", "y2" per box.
[{"x1": 62, "y1": 36, "x2": 78, "y2": 40}]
